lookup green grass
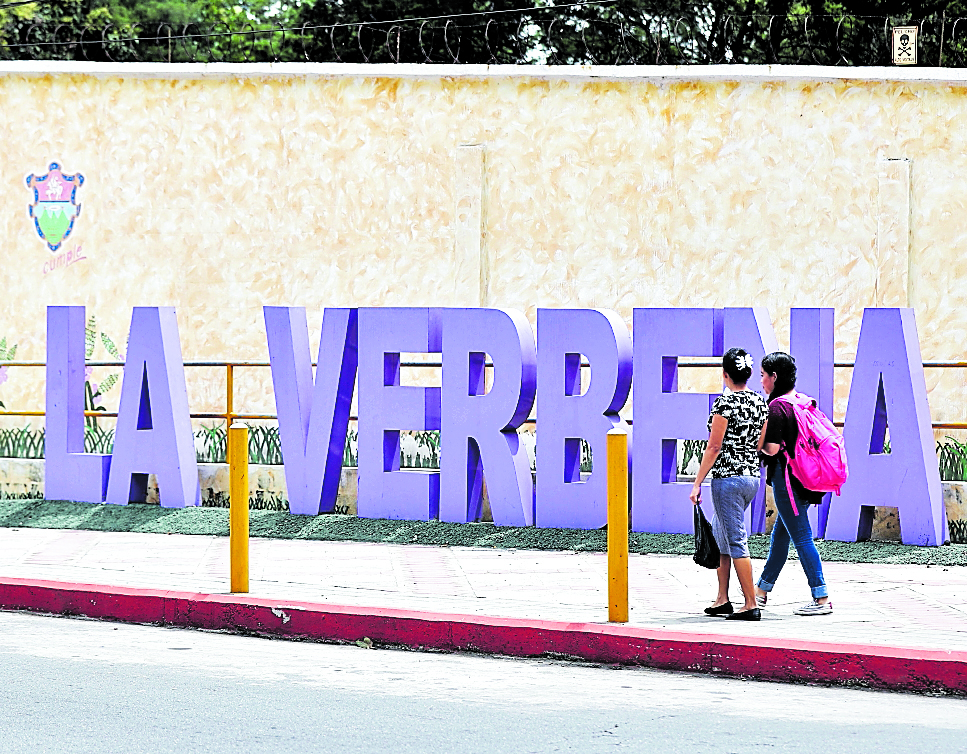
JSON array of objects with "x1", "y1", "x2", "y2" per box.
[
  {"x1": 0, "y1": 427, "x2": 45, "y2": 459},
  {"x1": 84, "y1": 424, "x2": 115, "y2": 454},
  {"x1": 195, "y1": 423, "x2": 227, "y2": 464},
  {"x1": 679, "y1": 439, "x2": 706, "y2": 475},
  {"x1": 950, "y1": 520, "x2": 967, "y2": 544},
  {"x1": 246, "y1": 424, "x2": 281, "y2": 465},
  {"x1": 939, "y1": 437, "x2": 967, "y2": 482}
]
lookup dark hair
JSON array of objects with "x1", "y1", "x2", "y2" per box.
[
  {"x1": 761, "y1": 351, "x2": 797, "y2": 401},
  {"x1": 722, "y1": 347, "x2": 753, "y2": 384}
]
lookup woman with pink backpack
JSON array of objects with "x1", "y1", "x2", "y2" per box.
[{"x1": 755, "y1": 352, "x2": 835, "y2": 616}]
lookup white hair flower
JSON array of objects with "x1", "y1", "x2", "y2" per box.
[{"x1": 737, "y1": 354, "x2": 754, "y2": 371}]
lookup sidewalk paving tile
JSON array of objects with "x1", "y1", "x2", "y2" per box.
[{"x1": 1, "y1": 527, "x2": 966, "y2": 654}]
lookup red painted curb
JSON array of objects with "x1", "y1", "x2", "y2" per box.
[{"x1": 1, "y1": 576, "x2": 965, "y2": 694}]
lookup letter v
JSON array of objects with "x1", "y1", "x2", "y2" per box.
[{"x1": 264, "y1": 307, "x2": 358, "y2": 515}]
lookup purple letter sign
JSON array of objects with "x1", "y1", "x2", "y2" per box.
[
  {"x1": 105, "y1": 307, "x2": 200, "y2": 508},
  {"x1": 440, "y1": 309, "x2": 536, "y2": 526},
  {"x1": 264, "y1": 307, "x2": 358, "y2": 515},
  {"x1": 789, "y1": 308, "x2": 835, "y2": 537},
  {"x1": 825, "y1": 308, "x2": 945, "y2": 545},
  {"x1": 535, "y1": 309, "x2": 632, "y2": 529},
  {"x1": 357, "y1": 308, "x2": 441, "y2": 521},
  {"x1": 633, "y1": 308, "x2": 723, "y2": 534},
  {"x1": 723, "y1": 307, "x2": 779, "y2": 535},
  {"x1": 45, "y1": 306, "x2": 111, "y2": 502}
]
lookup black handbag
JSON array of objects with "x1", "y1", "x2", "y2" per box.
[{"x1": 693, "y1": 504, "x2": 721, "y2": 569}]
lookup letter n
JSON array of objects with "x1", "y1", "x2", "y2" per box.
[
  {"x1": 723, "y1": 307, "x2": 778, "y2": 535},
  {"x1": 825, "y1": 308, "x2": 946, "y2": 545},
  {"x1": 105, "y1": 308, "x2": 199, "y2": 507}
]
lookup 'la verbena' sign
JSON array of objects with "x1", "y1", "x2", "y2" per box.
[{"x1": 44, "y1": 306, "x2": 947, "y2": 546}]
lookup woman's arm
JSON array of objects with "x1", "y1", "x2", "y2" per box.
[
  {"x1": 757, "y1": 421, "x2": 768, "y2": 453},
  {"x1": 689, "y1": 415, "x2": 727, "y2": 505},
  {"x1": 761, "y1": 406, "x2": 783, "y2": 457},
  {"x1": 761, "y1": 441, "x2": 781, "y2": 457}
]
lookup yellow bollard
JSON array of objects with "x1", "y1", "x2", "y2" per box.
[
  {"x1": 607, "y1": 427, "x2": 629, "y2": 623},
  {"x1": 229, "y1": 422, "x2": 249, "y2": 593}
]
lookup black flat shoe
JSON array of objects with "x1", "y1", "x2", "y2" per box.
[
  {"x1": 704, "y1": 602, "x2": 734, "y2": 616},
  {"x1": 725, "y1": 608, "x2": 761, "y2": 621}
]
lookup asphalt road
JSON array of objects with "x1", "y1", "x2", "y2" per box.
[{"x1": 0, "y1": 611, "x2": 964, "y2": 753}]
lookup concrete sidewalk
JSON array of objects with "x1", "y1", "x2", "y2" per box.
[{"x1": 1, "y1": 527, "x2": 966, "y2": 692}]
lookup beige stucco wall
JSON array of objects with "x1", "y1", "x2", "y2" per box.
[{"x1": 0, "y1": 62, "x2": 966, "y2": 430}]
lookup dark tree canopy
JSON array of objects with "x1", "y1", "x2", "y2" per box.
[{"x1": 4, "y1": 0, "x2": 967, "y2": 64}]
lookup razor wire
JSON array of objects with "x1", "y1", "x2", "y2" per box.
[{"x1": 2, "y1": 11, "x2": 967, "y2": 66}]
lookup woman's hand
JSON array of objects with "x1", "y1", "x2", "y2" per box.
[{"x1": 689, "y1": 484, "x2": 702, "y2": 506}]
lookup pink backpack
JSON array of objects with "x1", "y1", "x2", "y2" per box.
[{"x1": 773, "y1": 392, "x2": 849, "y2": 515}]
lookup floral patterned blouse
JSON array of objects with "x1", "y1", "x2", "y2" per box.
[{"x1": 707, "y1": 390, "x2": 768, "y2": 478}]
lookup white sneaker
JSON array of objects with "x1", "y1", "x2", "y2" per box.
[{"x1": 794, "y1": 600, "x2": 832, "y2": 616}]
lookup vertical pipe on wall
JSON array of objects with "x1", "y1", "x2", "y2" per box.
[
  {"x1": 454, "y1": 144, "x2": 488, "y2": 306},
  {"x1": 876, "y1": 158, "x2": 912, "y2": 308},
  {"x1": 226, "y1": 363, "x2": 234, "y2": 427}
]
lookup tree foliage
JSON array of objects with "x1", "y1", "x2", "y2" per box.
[{"x1": 4, "y1": 0, "x2": 967, "y2": 64}]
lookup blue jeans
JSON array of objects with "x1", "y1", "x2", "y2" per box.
[
  {"x1": 710, "y1": 476, "x2": 759, "y2": 558},
  {"x1": 757, "y1": 456, "x2": 828, "y2": 600}
]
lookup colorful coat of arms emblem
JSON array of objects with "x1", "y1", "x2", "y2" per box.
[{"x1": 26, "y1": 163, "x2": 84, "y2": 252}]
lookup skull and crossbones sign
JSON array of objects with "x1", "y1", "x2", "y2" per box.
[{"x1": 897, "y1": 33, "x2": 913, "y2": 60}]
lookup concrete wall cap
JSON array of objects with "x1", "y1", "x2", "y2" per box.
[{"x1": 2, "y1": 61, "x2": 967, "y2": 84}]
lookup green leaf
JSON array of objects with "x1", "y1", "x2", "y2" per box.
[
  {"x1": 98, "y1": 373, "x2": 119, "y2": 394},
  {"x1": 6, "y1": 344, "x2": 16, "y2": 361},
  {"x1": 100, "y1": 332, "x2": 121, "y2": 359},
  {"x1": 85, "y1": 316, "x2": 96, "y2": 359}
]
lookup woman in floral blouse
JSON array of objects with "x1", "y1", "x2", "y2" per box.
[{"x1": 689, "y1": 348, "x2": 769, "y2": 621}]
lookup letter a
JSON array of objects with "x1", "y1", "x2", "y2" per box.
[
  {"x1": 105, "y1": 308, "x2": 199, "y2": 507},
  {"x1": 825, "y1": 308, "x2": 946, "y2": 545}
]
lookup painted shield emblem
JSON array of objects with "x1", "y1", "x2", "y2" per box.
[{"x1": 26, "y1": 162, "x2": 84, "y2": 252}]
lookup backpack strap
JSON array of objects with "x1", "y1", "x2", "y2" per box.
[
  {"x1": 772, "y1": 394, "x2": 803, "y2": 516},
  {"x1": 783, "y1": 458, "x2": 801, "y2": 517}
]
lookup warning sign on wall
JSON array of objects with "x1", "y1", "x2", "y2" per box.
[{"x1": 892, "y1": 26, "x2": 918, "y2": 65}]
